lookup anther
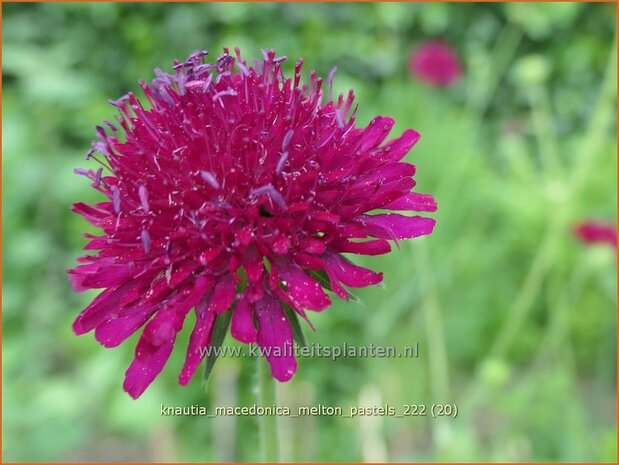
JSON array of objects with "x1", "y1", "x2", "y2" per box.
[
  {"x1": 138, "y1": 184, "x2": 150, "y2": 213},
  {"x1": 141, "y1": 229, "x2": 151, "y2": 253},
  {"x1": 112, "y1": 186, "x2": 121, "y2": 214}
]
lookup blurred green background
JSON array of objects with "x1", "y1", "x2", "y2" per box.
[{"x1": 2, "y1": 2, "x2": 617, "y2": 462}]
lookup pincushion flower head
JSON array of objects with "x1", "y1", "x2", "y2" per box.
[
  {"x1": 69, "y1": 48, "x2": 437, "y2": 399},
  {"x1": 409, "y1": 41, "x2": 462, "y2": 87}
]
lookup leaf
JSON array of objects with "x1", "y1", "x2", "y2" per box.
[
  {"x1": 282, "y1": 304, "x2": 307, "y2": 347},
  {"x1": 202, "y1": 310, "x2": 232, "y2": 385},
  {"x1": 308, "y1": 268, "x2": 360, "y2": 302},
  {"x1": 308, "y1": 269, "x2": 331, "y2": 290}
]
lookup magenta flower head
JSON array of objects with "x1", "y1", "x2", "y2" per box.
[
  {"x1": 69, "y1": 48, "x2": 437, "y2": 399},
  {"x1": 409, "y1": 41, "x2": 462, "y2": 87},
  {"x1": 574, "y1": 221, "x2": 617, "y2": 248}
]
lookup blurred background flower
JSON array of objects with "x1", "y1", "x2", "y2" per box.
[
  {"x1": 575, "y1": 221, "x2": 617, "y2": 248},
  {"x1": 409, "y1": 41, "x2": 462, "y2": 87},
  {"x1": 3, "y1": 2, "x2": 616, "y2": 463}
]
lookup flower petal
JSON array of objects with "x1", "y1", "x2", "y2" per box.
[
  {"x1": 323, "y1": 253, "x2": 382, "y2": 288},
  {"x1": 360, "y1": 214, "x2": 436, "y2": 240},
  {"x1": 333, "y1": 239, "x2": 391, "y2": 256},
  {"x1": 381, "y1": 129, "x2": 420, "y2": 162},
  {"x1": 231, "y1": 294, "x2": 258, "y2": 343},
  {"x1": 276, "y1": 263, "x2": 331, "y2": 311},
  {"x1": 72, "y1": 281, "x2": 141, "y2": 335},
  {"x1": 357, "y1": 116, "x2": 394, "y2": 153},
  {"x1": 255, "y1": 294, "x2": 297, "y2": 382},
  {"x1": 95, "y1": 304, "x2": 157, "y2": 348},
  {"x1": 208, "y1": 275, "x2": 237, "y2": 313},
  {"x1": 385, "y1": 192, "x2": 437, "y2": 212},
  {"x1": 71, "y1": 202, "x2": 110, "y2": 226},
  {"x1": 178, "y1": 304, "x2": 217, "y2": 385},
  {"x1": 123, "y1": 276, "x2": 211, "y2": 398},
  {"x1": 71, "y1": 263, "x2": 134, "y2": 291},
  {"x1": 123, "y1": 306, "x2": 181, "y2": 399}
]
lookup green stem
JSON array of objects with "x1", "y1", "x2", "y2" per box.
[
  {"x1": 529, "y1": 85, "x2": 561, "y2": 177},
  {"x1": 416, "y1": 243, "x2": 451, "y2": 450},
  {"x1": 258, "y1": 358, "x2": 279, "y2": 462},
  {"x1": 467, "y1": 23, "x2": 522, "y2": 121}
]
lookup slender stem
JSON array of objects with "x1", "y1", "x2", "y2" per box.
[
  {"x1": 258, "y1": 358, "x2": 279, "y2": 462},
  {"x1": 529, "y1": 85, "x2": 561, "y2": 177},
  {"x1": 467, "y1": 23, "x2": 522, "y2": 121},
  {"x1": 417, "y1": 243, "x2": 451, "y2": 449}
]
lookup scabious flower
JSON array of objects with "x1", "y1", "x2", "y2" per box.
[
  {"x1": 409, "y1": 41, "x2": 462, "y2": 87},
  {"x1": 69, "y1": 49, "x2": 437, "y2": 399},
  {"x1": 574, "y1": 221, "x2": 617, "y2": 248}
]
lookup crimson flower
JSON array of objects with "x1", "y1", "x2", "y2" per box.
[
  {"x1": 69, "y1": 49, "x2": 437, "y2": 399},
  {"x1": 409, "y1": 41, "x2": 462, "y2": 87},
  {"x1": 574, "y1": 221, "x2": 617, "y2": 248}
]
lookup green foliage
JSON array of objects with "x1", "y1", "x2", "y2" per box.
[{"x1": 2, "y1": 3, "x2": 616, "y2": 462}]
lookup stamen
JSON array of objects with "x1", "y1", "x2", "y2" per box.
[
  {"x1": 138, "y1": 184, "x2": 150, "y2": 213},
  {"x1": 94, "y1": 168, "x2": 103, "y2": 188},
  {"x1": 250, "y1": 183, "x2": 287, "y2": 210},
  {"x1": 141, "y1": 229, "x2": 151, "y2": 253},
  {"x1": 176, "y1": 72, "x2": 187, "y2": 95},
  {"x1": 294, "y1": 59, "x2": 303, "y2": 89},
  {"x1": 276, "y1": 151, "x2": 289, "y2": 175},
  {"x1": 92, "y1": 141, "x2": 110, "y2": 157},
  {"x1": 343, "y1": 89, "x2": 355, "y2": 116},
  {"x1": 213, "y1": 89, "x2": 238, "y2": 101},
  {"x1": 112, "y1": 186, "x2": 121, "y2": 214},
  {"x1": 200, "y1": 171, "x2": 220, "y2": 189},
  {"x1": 186, "y1": 80, "x2": 208, "y2": 89},
  {"x1": 165, "y1": 264, "x2": 173, "y2": 285},
  {"x1": 95, "y1": 125, "x2": 107, "y2": 139},
  {"x1": 187, "y1": 50, "x2": 208, "y2": 63},
  {"x1": 215, "y1": 71, "x2": 231, "y2": 85},
  {"x1": 202, "y1": 73, "x2": 213, "y2": 93},
  {"x1": 327, "y1": 66, "x2": 337, "y2": 100},
  {"x1": 235, "y1": 48, "x2": 250, "y2": 76},
  {"x1": 282, "y1": 129, "x2": 294, "y2": 151},
  {"x1": 108, "y1": 94, "x2": 130, "y2": 109},
  {"x1": 335, "y1": 109, "x2": 345, "y2": 128},
  {"x1": 154, "y1": 67, "x2": 173, "y2": 85}
]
